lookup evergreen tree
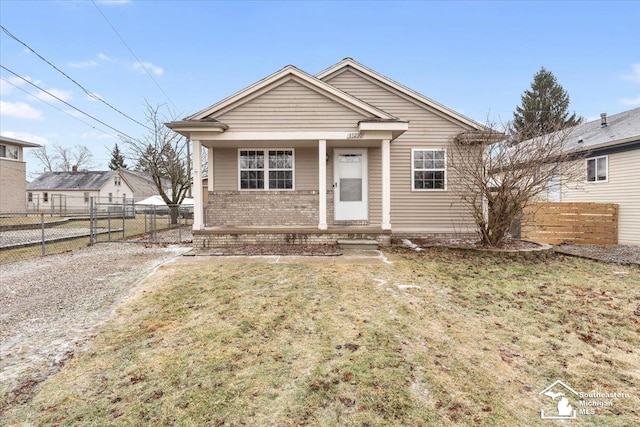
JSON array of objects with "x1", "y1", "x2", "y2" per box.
[
  {"x1": 513, "y1": 67, "x2": 582, "y2": 140},
  {"x1": 108, "y1": 143, "x2": 128, "y2": 170}
]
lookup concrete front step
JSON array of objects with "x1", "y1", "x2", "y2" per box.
[{"x1": 337, "y1": 239, "x2": 380, "y2": 250}]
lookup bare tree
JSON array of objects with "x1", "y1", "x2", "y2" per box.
[
  {"x1": 449, "y1": 122, "x2": 584, "y2": 246},
  {"x1": 31, "y1": 145, "x2": 57, "y2": 173},
  {"x1": 30, "y1": 143, "x2": 95, "y2": 173},
  {"x1": 121, "y1": 102, "x2": 190, "y2": 224}
]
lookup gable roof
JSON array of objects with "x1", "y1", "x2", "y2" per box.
[
  {"x1": 562, "y1": 107, "x2": 640, "y2": 153},
  {"x1": 184, "y1": 65, "x2": 398, "y2": 122},
  {"x1": 27, "y1": 171, "x2": 117, "y2": 191},
  {"x1": 316, "y1": 58, "x2": 486, "y2": 130}
]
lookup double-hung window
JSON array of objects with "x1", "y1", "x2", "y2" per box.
[
  {"x1": 239, "y1": 149, "x2": 293, "y2": 190},
  {"x1": 586, "y1": 156, "x2": 607, "y2": 182},
  {"x1": 412, "y1": 149, "x2": 446, "y2": 190}
]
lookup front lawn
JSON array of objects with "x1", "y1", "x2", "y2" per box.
[{"x1": 4, "y1": 248, "x2": 639, "y2": 426}]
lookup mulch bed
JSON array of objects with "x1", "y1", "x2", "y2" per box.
[
  {"x1": 190, "y1": 244, "x2": 342, "y2": 256},
  {"x1": 394, "y1": 238, "x2": 541, "y2": 250},
  {"x1": 555, "y1": 244, "x2": 640, "y2": 265}
]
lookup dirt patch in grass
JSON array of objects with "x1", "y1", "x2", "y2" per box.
[{"x1": 3, "y1": 248, "x2": 639, "y2": 426}]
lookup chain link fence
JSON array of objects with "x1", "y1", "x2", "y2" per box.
[{"x1": 1, "y1": 196, "x2": 193, "y2": 264}]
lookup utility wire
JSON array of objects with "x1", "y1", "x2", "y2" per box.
[
  {"x1": 0, "y1": 24, "x2": 153, "y2": 132},
  {"x1": 1, "y1": 76, "x2": 119, "y2": 140},
  {"x1": 1, "y1": 65, "x2": 135, "y2": 140},
  {"x1": 91, "y1": 0, "x2": 177, "y2": 110}
]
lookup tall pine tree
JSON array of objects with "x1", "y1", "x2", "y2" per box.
[
  {"x1": 108, "y1": 143, "x2": 128, "y2": 170},
  {"x1": 513, "y1": 67, "x2": 581, "y2": 141}
]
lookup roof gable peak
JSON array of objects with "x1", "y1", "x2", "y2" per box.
[
  {"x1": 186, "y1": 64, "x2": 395, "y2": 121},
  {"x1": 317, "y1": 58, "x2": 486, "y2": 130}
]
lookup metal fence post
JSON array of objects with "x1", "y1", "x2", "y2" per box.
[
  {"x1": 108, "y1": 210, "x2": 111, "y2": 241},
  {"x1": 89, "y1": 197, "x2": 94, "y2": 245},
  {"x1": 123, "y1": 199, "x2": 126, "y2": 240},
  {"x1": 41, "y1": 213, "x2": 45, "y2": 256}
]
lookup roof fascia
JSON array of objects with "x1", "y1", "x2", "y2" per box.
[
  {"x1": 317, "y1": 58, "x2": 486, "y2": 131},
  {"x1": 187, "y1": 65, "x2": 395, "y2": 121}
]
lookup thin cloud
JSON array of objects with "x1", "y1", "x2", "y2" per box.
[
  {"x1": 0, "y1": 101, "x2": 43, "y2": 119},
  {"x1": 40, "y1": 88, "x2": 74, "y2": 103},
  {"x1": 97, "y1": 52, "x2": 114, "y2": 62},
  {"x1": 68, "y1": 60, "x2": 98, "y2": 68},
  {"x1": 623, "y1": 63, "x2": 640, "y2": 83},
  {"x1": 133, "y1": 61, "x2": 164, "y2": 76},
  {"x1": 80, "y1": 131, "x2": 115, "y2": 140},
  {"x1": 86, "y1": 92, "x2": 104, "y2": 102},
  {"x1": 0, "y1": 75, "x2": 26, "y2": 95},
  {"x1": 96, "y1": 0, "x2": 133, "y2": 4},
  {"x1": 620, "y1": 95, "x2": 640, "y2": 106}
]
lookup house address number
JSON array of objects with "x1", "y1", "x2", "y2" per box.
[{"x1": 347, "y1": 132, "x2": 363, "y2": 139}]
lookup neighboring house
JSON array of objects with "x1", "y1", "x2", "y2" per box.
[
  {"x1": 26, "y1": 168, "x2": 161, "y2": 212},
  {"x1": 0, "y1": 135, "x2": 41, "y2": 212},
  {"x1": 541, "y1": 108, "x2": 639, "y2": 245},
  {"x1": 167, "y1": 58, "x2": 488, "y2": 245}
]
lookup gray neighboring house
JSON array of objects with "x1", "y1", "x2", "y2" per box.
[
  {"x1": 26, "y1": 169, "x2": 163, "y2": 212},
  {"x1": 0, "y1": 135, "x2": 41, "y2": 212},
  {"x1": 542, "y1": 107, "x2": 640, "y2": 245}
]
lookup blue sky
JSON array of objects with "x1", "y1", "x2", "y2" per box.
[{"x1": 1, "y1": 0, "x2": 639, "y2": 175}]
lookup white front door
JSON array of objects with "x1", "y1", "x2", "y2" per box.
[{"x1": 334, "y1": 148, "x2": 368, "y2": 221}]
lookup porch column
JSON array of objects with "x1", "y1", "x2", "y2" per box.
[
  {"x1": 382, "y1": 139, "x2": 391, "y2": 230},
  {"x1": 207, "y1": 146, "x2": 214, "y2": 192},
  {"x1": 192, "y1": 139, "x2": 204, "y2": 230},
  {"x1": 318, "y1": 139, "x2": 328, "y2": 230}
]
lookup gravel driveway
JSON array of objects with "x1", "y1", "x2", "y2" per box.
[{"x1": 0, "y1": 243, "x2": 190, "y2": 414}]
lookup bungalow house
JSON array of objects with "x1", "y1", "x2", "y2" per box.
[
  {"x1": 541, "y1": 108, "x2": 640, "y2": 245},
  {"x1": 26, "y1": 168, "x2": 160, "y2": 213},
  {"x1": 167, "y1": 58, "x2": 488, "y2": 246},
  {"x1": 0, "y1": 135, "x2": 41, "y2": 212}
]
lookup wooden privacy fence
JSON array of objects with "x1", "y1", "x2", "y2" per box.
[{"x1": 521, "y1": 202, "x2": 618, "y2": 245}]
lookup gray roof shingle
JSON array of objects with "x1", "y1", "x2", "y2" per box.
[
  {"x1": 564, "y1": 107, "x2": 640, "y2": 153},
  {"x1": 27, "y1": 171, "x2": 115, "y2": 191}
]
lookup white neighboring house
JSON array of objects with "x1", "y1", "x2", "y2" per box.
[
  {"x1": 541, "y1": 108, "x2": 640, "y2": 245},
  {"x1": 0, "y1": 135, "x2": 41, "y2": 212},
  {"x1": 26, "y1": 169, "x2": 161, "y2": 212}
]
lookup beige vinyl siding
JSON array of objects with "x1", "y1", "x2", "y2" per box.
[
  {"x1": 216, "y1": 78, "x2": 365, "y2": 132},
  {"x1": 213, "y1": 148, "x2": 237, "y2": 191},
  {"x1": 295, "y1": 147, "x2": 318, "y2": 190},
  {"x1": 212, "y1": 147, "x2": 319, "y2": 191},
  {"x1": 562, "y1": 149, "x2": 640, "y2": 245},
  {"x1": 324, "y1": 68, "x2": 476, "y2": 233}
]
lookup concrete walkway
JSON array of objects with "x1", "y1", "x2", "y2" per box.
[{"x1": 181, "y1": 248, "x2": 392, "y2": 265}]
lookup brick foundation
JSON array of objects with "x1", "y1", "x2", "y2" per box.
[{"x1": 193, "y1": 230, "x2": 391, "y2": 247}]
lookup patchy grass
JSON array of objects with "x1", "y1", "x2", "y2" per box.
[{"x1": 3, "y1": 248, "x2": 639, "y2": 426}]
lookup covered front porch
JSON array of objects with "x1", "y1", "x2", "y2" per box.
[{"x1": 179, "y1": 122, "x2": 407, "y2": 245}]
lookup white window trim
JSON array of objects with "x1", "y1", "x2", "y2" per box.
[
  {"x1": 411, "y1": 148, "x2": 447, "y2": 191},
  {"x1": 237, "y1": 148, "x2": 296, "y2": 191},
  {"x1": 586, "y1": 155, "x2": 608, "y2": 183}
]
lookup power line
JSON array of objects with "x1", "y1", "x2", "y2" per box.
[
  {"x1": 0, "y1": 24, "x2": 153, "y2": 132},
  {"x1": 1, "y1": 64, "x2": 136, "y2": 140},
  {"x1": 91, "y1": 0, "x2": 177, "y2": 110},
  {"x1": 1, "y1": 76, "x2": 119, "y2": 140}
]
